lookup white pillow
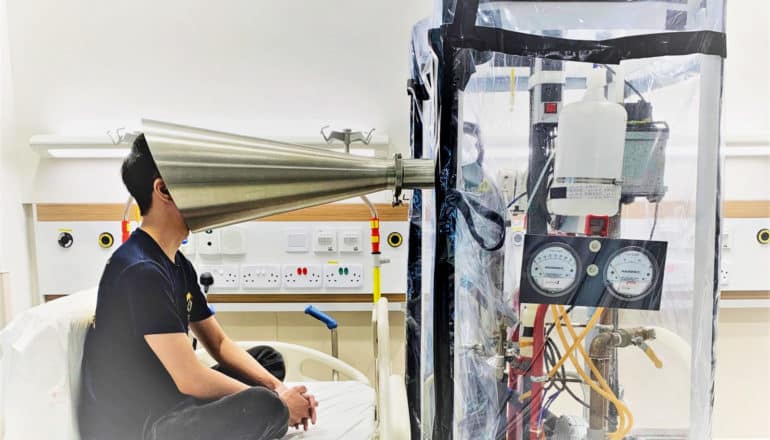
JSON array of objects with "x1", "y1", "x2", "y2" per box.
[{"x1": 0, "y1": 289, "x2": 97, "y2": 440}]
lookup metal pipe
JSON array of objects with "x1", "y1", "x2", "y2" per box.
[
  {"x1": 598, "y1": 308, "x2": 619, "y2": 432},
  {"x1": 588, "y1": 332, "x2": 617, "y2": 435},
  {"x1": 402, "y1": 157, "x2": 436, "y2": 189},
  {"x1": 588, "y1": 326, "x2": 656, "y2": 437},
  {"x1": 331, "y1": 328, "x2": 339, "y2": 381}
]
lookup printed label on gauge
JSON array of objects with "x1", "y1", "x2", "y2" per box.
[
  {"x1": 604, "y1": 247, "x2": 658, "y2": 300},
  {"x1": 528, "y1": 243, "x2": 580, "y2": 297}
]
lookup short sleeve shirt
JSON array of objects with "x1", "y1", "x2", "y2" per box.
[{"x1": 78, "y1": 228, "x2": 213, "y2": 439}]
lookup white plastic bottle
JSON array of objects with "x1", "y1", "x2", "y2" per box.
[{"x1": 548, "y1": 67, "x2": 628, "y2": 217}]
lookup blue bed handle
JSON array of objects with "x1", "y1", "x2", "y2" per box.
[{"x1": 304, "y1": 305, "x2": 338, "y2": 330}]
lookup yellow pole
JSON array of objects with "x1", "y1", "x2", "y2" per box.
[{"x1": 372, "y1": 266, "x2": 382, "y2": 303}]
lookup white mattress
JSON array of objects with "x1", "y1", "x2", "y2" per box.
[
  {"x1": 0, "y1": 290, "x2": 377, "y2": 440},
  {"x1": 281, "y1": 381, "x2": 376, "y2": 440}
]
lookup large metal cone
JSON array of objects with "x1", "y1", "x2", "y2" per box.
[{"x1": 142, "y1": 120, "x2": 433, "y2": 232}]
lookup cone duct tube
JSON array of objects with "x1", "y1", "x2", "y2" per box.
[{"x1": 141, "y1": 120, "x2": 434, "y2": 232}]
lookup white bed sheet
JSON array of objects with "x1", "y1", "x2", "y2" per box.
[{"x1": 281, "y1": 381, "x2": 376, "y2": 440}]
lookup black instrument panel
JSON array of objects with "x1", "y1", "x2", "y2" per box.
[{"x1": 519, "y1": 234, "x2": 668, "y2": 310}]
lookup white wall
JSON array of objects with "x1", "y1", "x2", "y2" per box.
[
  {"x1": 722, "y1": 0, "x2": 770, "y2": 138},
  {"x1": 0, "y1": 0, "x2": 433, "y2": 315}
]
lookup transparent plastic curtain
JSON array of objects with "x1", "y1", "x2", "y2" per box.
[
  {"x1": 406, "y1": 17, "x2": 437, "y2": 440},
  {"x1": 408, "y1": 17, "x2": 440, "y2": 439},
  {"x1": 410, "y1": 1, "x2": 725, "y2": 439}
]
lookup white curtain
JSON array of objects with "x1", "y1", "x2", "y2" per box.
[{"x1": 0, "y1": 0, "x2": 17, "y2": 323}]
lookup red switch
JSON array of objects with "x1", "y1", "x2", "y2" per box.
[
  {"x1": 544, "y1": 102, "x2": 558, "y2": 114},
  {"x1": 585, "y1": 215, "x2": 610, "y2": 237}
]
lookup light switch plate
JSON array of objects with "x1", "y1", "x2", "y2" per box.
[
  {"x1": 313, "y1": 230, "x2": 337, "y2": 253},
  {"x1": 286, "y1": 229, "x2": 309, "y2": 253},
  {"x1": 339, "y1": 230, "x2": 363, "y2": 253}
]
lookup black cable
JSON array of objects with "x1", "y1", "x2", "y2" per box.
[
  {"x1": 450, "y1": 190, "x2": 507, "y2": 252},
  {"x1": 649, "y1": 201, "x2": 660, "y2": 240},
  {"x1": 510, "y1": 304, "x2": 577, "y2": 379},
  {"x1": 547, "y1": 337, "x2": 591, "y2": 409},
  {"x1": 506, "y1": 191, "x2": 528, "y2": 209}
]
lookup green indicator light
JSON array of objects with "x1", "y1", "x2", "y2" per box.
[{"x1": 338, "y1": 267, "x2": 343, "y2": 275}]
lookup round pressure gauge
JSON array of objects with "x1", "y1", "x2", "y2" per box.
[
  {"x1": 528, "y1": 243, "x2": 580, "y2": 297},
  {"x1": 604, "y1": 247, "x2": 658, "y2": 300}
]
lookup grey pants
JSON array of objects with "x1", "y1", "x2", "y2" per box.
[{"x1": 143, "y1": 346, "x2": 290, "y2": 440}]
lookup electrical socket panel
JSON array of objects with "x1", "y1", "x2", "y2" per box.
[
  {"x1": 323, "y1": 263, "x2": 364, "y2": 289},
  {"x1": 241, "y1": 264, "x2": 282, "y2": 289},
  {"x1": 197, "y1": 229, "x2": 220, "y2": 255},
  {"x1": 282, "y1": 264, "x2": 323, "y2": 289},
  {"x1": 720, "y1": 262, "x2": 729, "y2": 286},
  {"x1": 313, "y1": 230, "x2": 337, "y2": 253},
  {"x1": 339, "y1": 230, "x2": 363, "y2": 253},
  {"x1": 199, "y1": 265, "x2": 240, "y2": 290}
]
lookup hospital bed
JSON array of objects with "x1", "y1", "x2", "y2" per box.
[{"x1": 0, "y1": 289, "x2": 409, "y2": 439}]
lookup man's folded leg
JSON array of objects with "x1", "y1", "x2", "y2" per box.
[
  {"x1": 212, "y1": 345, "x2": 287, "y2": 384},
  {"x1": 144, "y1": 386, "x2": 289, "y2": 440}
]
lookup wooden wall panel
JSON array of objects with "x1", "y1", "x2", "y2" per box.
[
  {"x1": 255, "y1": 203, "x2": 408, "y2": 222},
  {"x1": 36, "y1": 204, "x2": 141, "y2": 222},
  {"x1": 37, "y1": 201, "x2": 769, "y2": 223},
  {"x1": 721, "y1": 291, "x2": 770, "y2": 301},
  {"x1": 724, "y1": 201, "x2": 770, "y2": 219},
  {"x1": 36, "y1": 203, "x2": 408, "y2": 222},
  {"x1": 621, "y1": 200, "x2": 770, "y2": 219}
]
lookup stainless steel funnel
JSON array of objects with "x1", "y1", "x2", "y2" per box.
[{"x1": 141, "y1": 120, "x2": 434, "y2": 232}]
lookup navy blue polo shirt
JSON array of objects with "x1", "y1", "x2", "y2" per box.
[{"x1": 78, "y1": 228, "x2": 213, "y2": 440}]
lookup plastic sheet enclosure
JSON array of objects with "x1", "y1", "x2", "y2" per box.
[{"x1": 408, "y1": 1, "x2": 725, "y2": 439}]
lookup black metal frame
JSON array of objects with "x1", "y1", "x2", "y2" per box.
[{"x1": 405, "y1": 46, "x2": 430, "y2": 438}]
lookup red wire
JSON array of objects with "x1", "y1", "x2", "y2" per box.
[{"x1": 529, "y1": 304, "x2": 549, "y2": 440}]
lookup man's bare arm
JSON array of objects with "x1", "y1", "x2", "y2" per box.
[
  {"x1": 190, "y1": 316, "x2": 282, "y2": 391},
  {"x1": 144, "y1": 333, "x2": 249, "y2": 400}
]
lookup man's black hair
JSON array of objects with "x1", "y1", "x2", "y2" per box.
[{"x1": 121, "y1": 134, "x2": 161, "y2": 216}]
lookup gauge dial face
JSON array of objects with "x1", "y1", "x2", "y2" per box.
[
  {"x1": 605, "y1": 247, "x2": 657, "y2": 299},
  {"x1": 529, "y1": 244, "x2": 580, "y2": 296}
]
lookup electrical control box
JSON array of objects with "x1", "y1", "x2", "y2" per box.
[{"x1": 621, "y1": 122, "x2": 669, "y2": 204}]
